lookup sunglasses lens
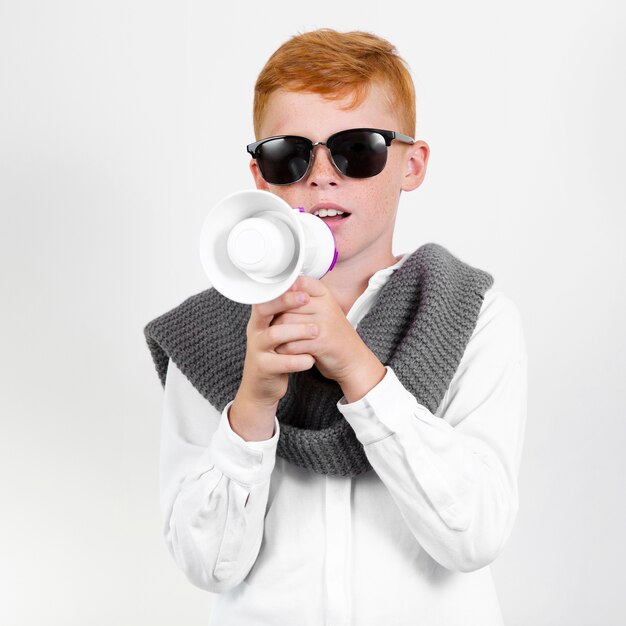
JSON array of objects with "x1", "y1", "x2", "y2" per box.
[
  {"x1": 329, "y1": 130, "x2": 388, "y2": 178},
  {"x1": 256, "y1": 137, "x2": 311, "y2": 184}
]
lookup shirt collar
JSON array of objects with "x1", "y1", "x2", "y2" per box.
[{"x1": 345, "y1": 252, "x2": 412, "y2": 327}]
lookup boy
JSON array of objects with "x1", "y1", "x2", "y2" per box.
[{"x1": 144, "y1": 29, "x2": 527, "y2": 625}]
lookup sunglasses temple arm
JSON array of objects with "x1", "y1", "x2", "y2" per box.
[{"x1": 393, "y1": 132, "x2": 416, "y2": 144}]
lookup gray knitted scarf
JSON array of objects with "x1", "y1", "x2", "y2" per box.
[{"x1": 144, "y1": 242, "x2": 493, "y2": 477}]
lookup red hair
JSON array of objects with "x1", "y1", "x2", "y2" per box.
[{"x1": 253, "y1": 29, "x2": 416, "y2": 138}]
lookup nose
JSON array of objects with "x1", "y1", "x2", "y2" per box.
[{"x1": 306, "y1": 144, "x2": 340, "y2": 188}]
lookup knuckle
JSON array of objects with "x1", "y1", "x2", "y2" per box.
[
  {"x1": 250, "y1": 303, "x2": 262, "y2": 317},
  {"x1": 266, "y1": 325, "x2": 280, "y2": 344},
  {"x1": 282, "y1": 292, "x2": 297, "y2": 308}
]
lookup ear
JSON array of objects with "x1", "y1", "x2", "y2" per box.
[
  {"x1": 401, "y1": 140, "x2": 430, "y2": 192},
  {"x1": 249, "y1": 159, "x2": 271, "y2": 191}
]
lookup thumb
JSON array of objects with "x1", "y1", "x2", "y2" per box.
[{"x1": 293, "y1": 274, "x2": 326, "y2": 297}]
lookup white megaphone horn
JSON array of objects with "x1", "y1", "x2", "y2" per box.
[{"x1": 199, "y1": 189, "x2": 338, "y2": 304}]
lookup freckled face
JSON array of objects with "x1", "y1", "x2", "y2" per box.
[{"x1": 250, "y1": 85, "x2": 415, "y2": 269}]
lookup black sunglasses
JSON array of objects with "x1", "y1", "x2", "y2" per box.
[{"x1": 246, "y1": 128, "x2": 415, "y2": 185}]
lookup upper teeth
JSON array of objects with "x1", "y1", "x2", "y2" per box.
[{"x1": 313, "y1": 209, "x2": 344, "y2": 217}]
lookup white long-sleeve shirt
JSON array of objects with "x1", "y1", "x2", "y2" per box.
[{"x1": 158, "y1": 251, "x2": 528, "y2": 626}]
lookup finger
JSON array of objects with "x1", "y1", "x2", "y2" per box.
[
  {"x1": 292, "y1": 274, "x2": 327, "y2": 297},
  {"x1": 275, "y1": 338, "x2": 315, "y2": 355},
  {"x1": 249, "y1": 290, "x2": 310, "y2": 330},
  {"x1": 271, "y1": 310, "x2": 313, "y2": 326},
  {"x1": 282, "y1": 353, "x2": 315, "y2": 373},
  {"x1": 259, "y1": 351, "x2": 315, "y2": 374},
  {"x1": 258, "y1": 322, "x2": 319, "y2": 351}
]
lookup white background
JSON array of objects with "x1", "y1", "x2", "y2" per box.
[{"x1": 1, "y1": 1, "x2": 624, "y2": 624}]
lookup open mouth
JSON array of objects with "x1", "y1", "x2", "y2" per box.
[{"x1": 312, "y1": 208, "x2": 350, "y2": 221}]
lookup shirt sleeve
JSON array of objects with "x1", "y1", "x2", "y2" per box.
[
  {"x1": 338, "y1": 290, "x2": 528, "y2": 573},
  {"x1": 159, "y1": 357, "x2": 280, "y2": 592}
]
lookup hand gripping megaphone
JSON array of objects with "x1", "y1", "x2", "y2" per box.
[{"x1": 199, "y1": 190, "x2": 338, "y2": 304}]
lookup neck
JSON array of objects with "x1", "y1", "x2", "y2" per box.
[{"x1": 321, "y1": 249, "x2": 399, "y2": 315}]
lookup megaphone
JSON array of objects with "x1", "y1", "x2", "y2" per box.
[{"x1": 199, "y1": 189, "x2": 338, "y2": 304}]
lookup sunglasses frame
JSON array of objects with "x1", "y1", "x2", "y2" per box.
[{"x1": 246, "y1": 128, "x2": 416, "y2": 185}]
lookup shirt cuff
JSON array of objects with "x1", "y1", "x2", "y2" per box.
[
  {"x1": 205, "y1": 400, "x2": 280, "y2": 485},
  {"x1": 338, "y1": 366, "x2": 439, "y2": 445}
]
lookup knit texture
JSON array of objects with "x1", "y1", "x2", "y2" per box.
[{"x1": 143, "y1": 243, "x2": 493, "y2": 477}]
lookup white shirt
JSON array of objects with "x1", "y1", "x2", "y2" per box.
[{"x1": 159, "y1": 252, "x2": 528, "y2": 626}]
